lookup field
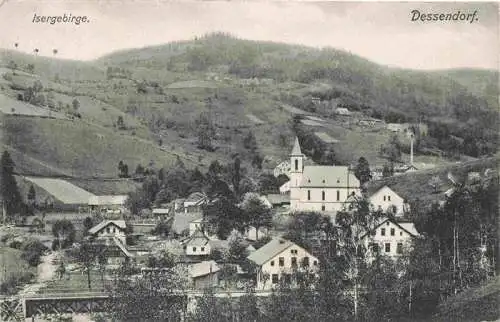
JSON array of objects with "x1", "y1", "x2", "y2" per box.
[
  {"x1": 0, "y1": 247, "x2": 32, "y2": 283},
  {"x1": 0, "y1": 94, "x2": 67, "y2": 119},
  {"x1": 24, "y1": 177, "x2": 96, "y2": 204}
]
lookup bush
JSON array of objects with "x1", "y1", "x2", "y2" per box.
[
  {"x1": 0, "y1": 271, "x2": 35, "y2": 295},
  {"x1": 21, "y1": 239, "x2": 48, "y2": 266}
]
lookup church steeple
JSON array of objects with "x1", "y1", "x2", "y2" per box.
[{"x1": 291, "y1": 137, "x2": 303, "y2": 156}]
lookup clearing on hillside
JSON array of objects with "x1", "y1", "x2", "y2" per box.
[
  {"x1": 315, "y1": 132, "x2": 340, "y2": 143},
  {"x1": 0, "y1": 94, "x2": 67, "y2": 119},
  {"x1": 23, "y1": 176, "x2": 96, "y2": 204},
  {"x1": 246, "y1": 114, "x2": 265, "y2": 125},
  {"x1": 166, "y1": 80, "x2": 218, "y2": 89}
]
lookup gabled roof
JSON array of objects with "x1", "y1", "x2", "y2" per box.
[
  {"x1": 266, "y1": 194, "x2": 290, "y2": 206},
  {"x1": 189, "y1": 260, "x2": 220, "y2": 278},
  {"x1": 300, "y1": 166, "x2": 360, "y2": 188},
  {"x1": 183, "y1": 228, "x2": 210, "y2": 247},
  {"x1": 184, "y1": 192, "x2": 208, "y2": 205},
  {"x1": 362, "y1": 218, "x2": 420, "y2": 239},
  {"x1": 247, "y1": 238, "x2": 295, "y2": 266},
  {"x1": 369, "y1": 185, "x2": 404, "y2": 200},
  {"x1": 112, "y1": 237, "x2": 134, "y2": 258},
  {"x1": 291, "y1": 137, "x2": 303, "y2": 156},
  {"x1": 88, "y1": 220, "x2": 126, "y2": 235}
]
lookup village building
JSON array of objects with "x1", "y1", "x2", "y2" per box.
[
  {"x1": 182, "y1": 228, "x2": 211, "y2": 257},
  {"x1": 151, "y1": 207, "x2": 170, "y2": 217},
  {"x1": 369, "y1": 186, "x2": 410, "y2": 217},
  {"x1": 247, "y1": 238, "x2": 319, "y2": 290},
  {"x1": 88, "y1": 195, "x2": 128, "y2": 215},
  {"x1": 189, "y1": 260, "x2": 220, "y2": 289},
  {"x1": 88, "y1": 220, "x2": 127, "y2": 245},
  {"x1": 334, "y1": 107, "x2": 352, "y2": 116},
  {"x1": 361, "y1": 218, "x2": 420, "y2": 259},
  {"x1": 288, "y1": 137, "x2": 361, "y2": 213},
  {"x1": 279, "y1": 180, "x2": 290, "y2": 194},
  {"x1": 183, "y1": 192, "x2": 208, "y2": 213}
]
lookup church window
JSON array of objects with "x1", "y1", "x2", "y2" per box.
[
  {"x1": 295, "y1": 159, "x2": 298, "y2": 171},
  {"x1": 336, "y1": 190, "x2": 340, "y2": 201},
  {"x1": 321, "y1": 205, "x2": 325, "y2": 211},
  {"x1": 322, "y1": 191, "x2": 325, "y2": 200},
  {"x1": 307, "y1": 190, "x2": 311, "y2": 200}
]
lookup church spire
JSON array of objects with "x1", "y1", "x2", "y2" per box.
[{"x1": 291, "y1": 137, "x2": 303, "y2": 156}]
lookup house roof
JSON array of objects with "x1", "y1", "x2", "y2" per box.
[
  {"x1": 291, "y1": 137, "x2": 303, "y2": 156},
  {"x1": 184, "y1": 192, "x2": 207, "y2": 205},
  {"x1": 152, "y1": 208, "x2": 170, "y2": 214},
  {"x1": 189, "y1": 260, "x2": 220, "y2": 278},
  {"x1": 362, "y1": 218, "x2": 420, "y2": 239},
  {"x1": 184, "y1": 228, "x2": 210, "y2": 247},
  {"x1": 88, "y1": 220, "x2": 127, "y2": 235},
  {"x1": 369, "y1": 185, "x2": 404, "y2": 201},
  {"x1": 88, "y1": 195, "x2": 128, "y2": 206},
  {"x1": 172, "y1": 212, "x2": 203, "y2": 234},
  {"x1": 247, "y1": 238, "x2": 294, "y2": 266},
  {"x1": 265, "y1": 194, "x2": 290, "y2": 206},
  {"x1": 112, "y1": 237, "x2": 134, "y2": 258},
  {"x1": 300, "y1": 166, "x2": 360, "y2": 188}
]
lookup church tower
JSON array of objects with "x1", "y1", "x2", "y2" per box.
[{"x1": 290, "y1": 137, "x2": 304, "y2": 208}]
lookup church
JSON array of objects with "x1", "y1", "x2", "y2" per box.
[{"x1": 288, "y1": 137, "x2": 361, "y2": 213}]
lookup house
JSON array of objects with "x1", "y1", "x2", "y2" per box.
[
  {"x1": 182, "y1": 228, "x2": 211, "y2": 257},
  {"x1": 279, "y1": 181, "x2": 290, "y2": 194},
  {"x1": 289, "y1": 137, "x2": 361, "y2": 213},
  {"x1": 189, "y1": 260, "x2": 220, "y2": 289},
  {"x1": 361, "y1": 218, "x2": 420, "y2": 259},
  {"x1": 334, "y1": 107, "x2": 351, "y2": 116},
  {"x1": 369, "y1": 186, "x2": 409, "y2": 217},
  {"x1": 88, "y1": 195, "x2": 128, "y2": 215},
  {"x1": 172, "y1": 212, "x2": 203, "y2": 236},
  {"x1": 152, "y1": 208, "x2": 170, "y2": 216},
  {"x1": 88, "y1": 220, "x2": 127, "y2": 245},
  {"x1": 183, "y1": 192, "x2": 208, "y2": 213},
  {"x1": 247, "y1": 238, "x2": 319, "y2": 290}
]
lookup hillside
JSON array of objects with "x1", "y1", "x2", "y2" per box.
[{"x1": 0, "y1": 33, "x2": 498, "y2": 192}]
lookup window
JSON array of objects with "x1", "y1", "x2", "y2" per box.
[
  {"x1": 193, "y1": 247, "x2": 197, "y2": 252},
  {"x1": 390, "y1": 228, "x2": 395, "y2": 236},
  {"x1": 201, "y1": 247, "x2": 205, "y2": 252},
  {"x1": 383, "y1": 196, "x2": 386, "y2": 201},
  {"x1": 322, "y1": 191, "x2": 325, "y2": 201},
  {"x1": 279, "y1": 257, "x2": 284, "y2": 267},
  {"x1": 106, "y1": 227, "x2": 111, "y2": 233},
  {"x1": 303, "y1": 257, "x2": 310, "y2": 267},
  {"x1": 321, "y1": 205, "x2": 325, "y2": 211},
  {"x1": 307, "y1": 190, "x2": 311, "y2": 200},
  {"x1": 385, "y1": 243, "x2": 391, "y2": 253},
  {"x1": 388, "y1": 195, "x2": 391, "y2": 201},
  {"x1": 272, "y1": 274, "x2": 279, "y2": 284},
  {"x1": 381, "y1": 228, "x2": 386, "y2": 236},
  {"x1": 295, "y1": 159, "x2": 298, "y2": 171},
  {"x1": 400, "y1": 231, "x2": 403, "y2": 236},
  {"x1": 291, "y1": 257, "x2": 297, "y2": 267},
  {"x1": 313, "y1": 260, "x2": 318, "y2": 266},
  {"x1": 397, "y1": 243, "x2": 403, "y2": 254},
  {"x1": 336, "y1": 190, "x2": 340, "y2": 201},
  {"x1": 291, "y1": 249, "x2": 297, "y2": 255},
  {"x1": 270, "y1": 260, "x2": 275, "y2": 266}
]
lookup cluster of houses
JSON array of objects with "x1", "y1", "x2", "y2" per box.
[{"x1": 81, "y1": 137, "x2": 421, "y2": 292}]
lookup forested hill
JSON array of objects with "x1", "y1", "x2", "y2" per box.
[{"x1": 97, "y1": 33, "x2": 498, "y2": 157}]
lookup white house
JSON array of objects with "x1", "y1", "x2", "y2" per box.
[
  {"x1": 182, "y1": 228, "x2": 211, "y2": 256},
  {"x1": 289, "y1": 137, "x2": 361, "y2": 213},
  {"x1": 369, "y1": 186, "x2": 409, "y2": 217},
  {"x1": 88, "y1": 220, "x2": 127, "y2": 245},
  {"x1": 88, "y1": 195, "x2": 128, "y2": 215},
  {"x1": 361, "y1": 218, "x2": 420, "y2": 259},
  {"x1": 335, "y1": 107, "x2": 352, "y2": 116},
  {"x1": 247, "y1": 238, "x2": 319, "y2": 290},
  {"x1": 279, "y1": 181, "x2": 290, "y2": 194}
]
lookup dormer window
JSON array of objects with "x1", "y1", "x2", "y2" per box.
[
  {"x1": 337, "y1": 178, "x2": 340, "y2": 183},
  {"x1": 322, "y1": 179, "x2": 326, "y2": 183},
  {"x1": 308, "y1": 179, "x2": 311, "y2": 183}
]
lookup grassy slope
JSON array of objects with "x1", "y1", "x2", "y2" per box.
[
  {"x1": 0, "y1": 247, "x2": 34, "y2": 283},
  {"x1": 433, "y1": 276, "x2": 500, "y2": 322},
  {"x1": 0, "y1": 34, "x2": 497, "y2": 194}
]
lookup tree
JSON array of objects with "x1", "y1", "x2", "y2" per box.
[
  {"x1": 117, "y1": 115, "x2": 126, "y2": 130},
  {"x1": 1, "y1": 151, "x2": 23, "y2": 223},
  {"x1": 117, "y1": 160, "x2": 129, "y2": 178},
  {"x1": 382, "y1": 163, "x2": 394, "y2": 178},
  {"x1": 83, "y1": 216, "x2": 94, "y2": 236},
  {"x1": 243, "y1": 131, "x2": 258, "y2": 152},
  {"x1": 27, "y1": 184, "x2": 37, "y2": 211},
  {"x1": 72, "y1": 98, "x2": 80, "y2": 111},
  {"x1": 227, "y1": 231, "x2": 249, "y2": 262},
  {"x1": 21, "y1": 239, "x2": 48, "y2": 266},
  {"x1": 51, "y1": 219, "x2": 76, "y2": 250},
  {"x1": 151, "y1": 220, "x2": 171, "y2": 237},
  {"x1": 109, "y1": 263, "x2": 187, "y2": 321},
  {"x1": 428, "y1": 176, "x2": 442, "y2": 194},
  {"x1": 69, "y1": 240, "x2": 106, "y2": 290},
  {"x1": 190, "y1": 287, "x2": 233, "y2": 322},
  {"x1": 26, "y1": 64, "x2": 35, "y2": 74},
  {"x1": 231, "y1": 156, "x2": 241, "y2": 198},
  {"x1": 354, "y1": 157, "x2": 372, "y2": 186},
  {"x1": 240, "y1": 193, "x2": 273, "y2": 240},
  {"x1": 196, "y1": 112, "x2": 215, "y2": 151}
]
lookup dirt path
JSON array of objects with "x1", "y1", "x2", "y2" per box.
[{"x1": 18, "y1": 252, "x2": 58, "y2": 296}]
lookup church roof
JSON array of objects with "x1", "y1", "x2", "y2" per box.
[
  {"x1": 300, "y1": 166, "x2": 360, "y2": 188},
  {"x1": 291, "y1": 137, "x2": 303, "y2": 156}
]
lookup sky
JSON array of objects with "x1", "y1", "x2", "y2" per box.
[{"x1": 0, "y1": 1, "x2": 498, "y2": 70}]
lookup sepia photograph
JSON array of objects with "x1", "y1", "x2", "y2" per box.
[{"x1": 0, "y1": 1, "x2": 498, "y2": 321}]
